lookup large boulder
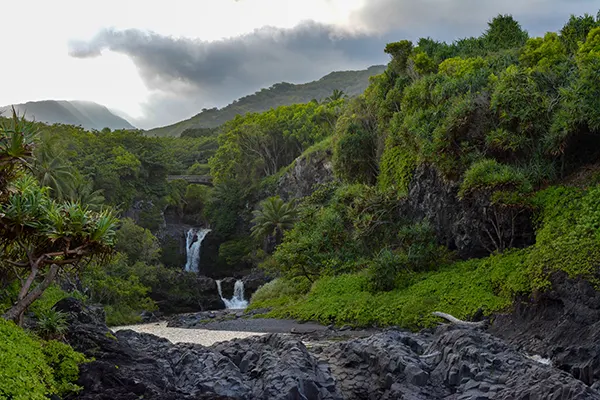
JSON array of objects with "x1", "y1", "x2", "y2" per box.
[
  {"x1": 149, "y1": 274, "x2": 225, "y2": 314},
  {"x1": 197, "y1": 230, "x2": 222, "y2": 276},
  {"x1": 241, "y1": 269, "x2": 270, "y2": 300}
]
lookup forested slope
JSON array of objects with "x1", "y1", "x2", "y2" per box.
[
  {"x1": 146, "y1": 65, "x2": 385, "y2": 137},
  {"x1": 204, "y1": 12, "x2": 600, "y2": 329}
]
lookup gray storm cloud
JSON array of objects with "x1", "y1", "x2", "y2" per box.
[
  {"x1": 69, "y1": 22, "x2": 390, "y2": 96},
  {"x1": 352, "y1": 0, "x2": 598, "y2": 39},
  {"x1": 69, "y1": 21, "x2": 392, "y2": 128},
  {"x1": 69, "y1": 0, "x2": 598, "y2": 128}
]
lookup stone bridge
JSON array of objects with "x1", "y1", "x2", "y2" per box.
[{"x1": 166, "y1": 175, "x2": 213, "y2": 186}]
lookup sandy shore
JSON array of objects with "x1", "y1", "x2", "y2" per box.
[{"x1": 113, "y1": 321, "x2": 266, "y2": 346}]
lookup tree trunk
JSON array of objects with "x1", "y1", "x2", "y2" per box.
[{"x1": 3, "y1": 264, "x2": 59, "y2": 323}]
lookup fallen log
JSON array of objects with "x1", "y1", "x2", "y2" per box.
[{"x1": 432, "y1": 312, "x2": 486, "y2": 328}]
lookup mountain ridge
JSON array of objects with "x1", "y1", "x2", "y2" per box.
[
  {"x1": 146, "y1": 65, "x2": 386, "y2": 137},
  {"x1": 0, "y1": 100, "x2": 135, "y2": 131}
]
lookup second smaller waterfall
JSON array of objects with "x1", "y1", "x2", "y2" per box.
[{"x1": 216, "y1": 280, "x2": 249, "y2": 309}]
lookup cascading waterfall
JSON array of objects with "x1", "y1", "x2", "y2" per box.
[
  {"x1": 184, "y1": 228, "x2": 211, "y2": 273},
  {"x1": 216, "y1": 280, "x2": 249, "y2": 309}
]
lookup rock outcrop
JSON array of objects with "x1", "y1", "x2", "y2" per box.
[
  {"x1": 402, "y1": 164, "x2": 535, "y2": 258},
  {"x1": 277, "y1": 148, "x2": 335, "y2": 201},
  {"x1": 59, "y1": 298, "x2": 598, "y2": 399},
  {"x1": 491, "y1": 273, "x2": 600, "y2": 388},
  {"x1": 148, "y1": 274, "x2": 225, "y2": 314}
]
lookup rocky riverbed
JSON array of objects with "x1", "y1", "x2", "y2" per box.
[{"x1": 55, "y1": 297, "x2": 600, "y2": 399}]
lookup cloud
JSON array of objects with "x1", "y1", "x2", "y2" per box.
[
  {"x1": 351, "y1": 0, "x2": 599, "y2": 40},
  {"x1": 69, "y1": 0, "x2": 599, "y2": 128},
  {"x1": 69, "y1": 22, "x2": 394, "y2": 127}
]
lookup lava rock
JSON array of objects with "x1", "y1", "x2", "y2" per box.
[
  {"x1": 402, "y1": 164, "x2": 535, "y2": 258},
  {"x1": 491, "y1": 272, "x2": 600, "y2": 387},
  {"x1": 276, "y1": 148, "x2": 336, "y2": 201},
  {"x1": 59, "y1": 298, "x2": 599, "y2": 400}
]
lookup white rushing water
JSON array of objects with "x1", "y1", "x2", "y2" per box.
[
  {"x1": 216, "y1": 280, "x2": 249, "y2": 309},
  {"x1": 184, "y1": 228, "x2": 211, "y2": 273}
]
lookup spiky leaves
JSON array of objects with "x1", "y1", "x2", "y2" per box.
[
  {"x1": 0, "y1": 115, "x2": 118, "y2": 322},
  {"x1": 251, "y1": 196, "x2": 298, "y2": 245}
]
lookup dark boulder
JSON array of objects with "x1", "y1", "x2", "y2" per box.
[
  {"x1": 491, "y1": 272, "x2": 600, "y2": 387},
  {"x1": 219, "y1": 277, "x2": 237, "y2": 300},
  {"x1": 198, "y1": 230, "x2": 221, "y2": 276},
  {"x1": 242, "y1": 269, "x2": 270, "y2": 300},
  {"x1": 149, "y1": 274, "x2": 224, "y2": 314}
]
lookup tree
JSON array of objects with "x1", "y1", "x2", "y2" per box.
[
  {"x1": 325, "y1": 89, "x2": 347, "y2": 103},
  {"x1": 482, "y1": 14, "x2": 528, "y2": 52},
  {"x1": 32, "y1": 132, "x2": 75, "y2": 200},
  {"x1": 560, "y1": 13, "x2": 598, "y2": 54},
  {"x1": 0, "y1": 112, "x2": 118, "y2": 323},
  {"x1": 115, "y1": 218, "x2": 161, "y2": 264},
  {"x1": 251, "y1": 196, "x2": 298, "y2": 245},
  {"x1": 385, "y1": 40, "x2": 414, "y2": 73},
  {"x1": 0, "y1": 108, "x2": 36, "y2": 202}
]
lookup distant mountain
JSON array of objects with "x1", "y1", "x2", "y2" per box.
[
  {"x1": 146, "y1": 65, "x2": 386, "y2": 137},
  {"x1": 1, "y1": 100, "x2": 135, "y2": 131}
]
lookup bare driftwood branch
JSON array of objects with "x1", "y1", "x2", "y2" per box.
[
  {"x1": 432, "y1": 312, "x2": 486, "y2": 328},
  {"x1": 420, "y1": 351, "x2": 441, "y2": 359}
]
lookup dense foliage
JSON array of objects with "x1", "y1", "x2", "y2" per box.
[{"x1": 248, "y1": 12, "x2": 600, "y2": 329}]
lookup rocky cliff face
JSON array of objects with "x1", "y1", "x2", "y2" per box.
[
  {"x1": 277, "y1": 148, "x2": 336, "y2": 201},
  {"x1": 402, "y1": 164, "x2": 535, "y2": 258},
  {"x1": 276, "y1": 152, "x2": 533, "y2": 259},
  {"x1": 57, "y1": 298, "x2": 598, "y2": 399}
]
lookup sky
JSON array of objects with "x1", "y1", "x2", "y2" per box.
[{"x1": 2, "y1": 0, "x2": 599, "y2": 129}]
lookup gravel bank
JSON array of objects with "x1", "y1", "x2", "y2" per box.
[{"x1": 113, "y1": 321, "x2": 266, "y2": 346}]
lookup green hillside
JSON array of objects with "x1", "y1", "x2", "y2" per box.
[{"x1": 146, "y1": 65, "x2": 385, "y2": 137}]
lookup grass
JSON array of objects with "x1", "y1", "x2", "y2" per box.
[{"x1": 250, "y1": 249, "x2": 530, "y2": 330}]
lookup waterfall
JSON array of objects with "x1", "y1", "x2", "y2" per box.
[
  {"x1": 184, "y1": 228, "x2": 211, "y2": 273},
  {"x1": 216, "y1": 280, "x2": 249, "y2": 309}
]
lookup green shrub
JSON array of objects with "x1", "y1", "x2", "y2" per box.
[
  {"x1": 249, "y1": 277, "x2": 311, "y2": 310},
  {"x1": 459, "y1": 159, "x2": 532, "y2": 198},
  {"x1": 30, "y1": 285, "x2": 72, "y2": 317},
  {"x1": 527, "y1": 185, "x2": 600, "y2": 288},
  {"x1": 35, "y1": 309, "x2": 68, "y2": 340},
  {"x1": 367, "y1": 249, "x2": 403, "y2": 292},
  {"x1": 219, "y1": 237, "x2": 253, "y2": 266},
  {"x1": 268, "y1": 249, "x2": 529, "y2": 329},
  {"x1": 82, "y1": 254, "x2": 156, "y2": 326},
  {"x1": 115, "y1": 218, "x2": 161, "y2": 264},
  {"x1": 378, "y1": 144, "x2": 417, "y2": 193},
  {"x1": 41, "y1": 340, "x2": 89, "y2": 397},
  {"x1": 0, "y1": 319, "x2": 54, "y2": 399},
  {"x1": 187, "y1": 162, "x2": 211, "y2": 175}
]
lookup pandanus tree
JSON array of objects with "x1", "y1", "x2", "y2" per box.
[
  {"x1": 251, "y1": 196, "x2": 298, "y2": 247},
  {"x1": 0, "y1": 110, "x2": 118, "y2": 323}
]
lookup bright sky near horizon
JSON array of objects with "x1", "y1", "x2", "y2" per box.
[{"x1": 2, "y1": 0, "x2": 598, "y2": 129}]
